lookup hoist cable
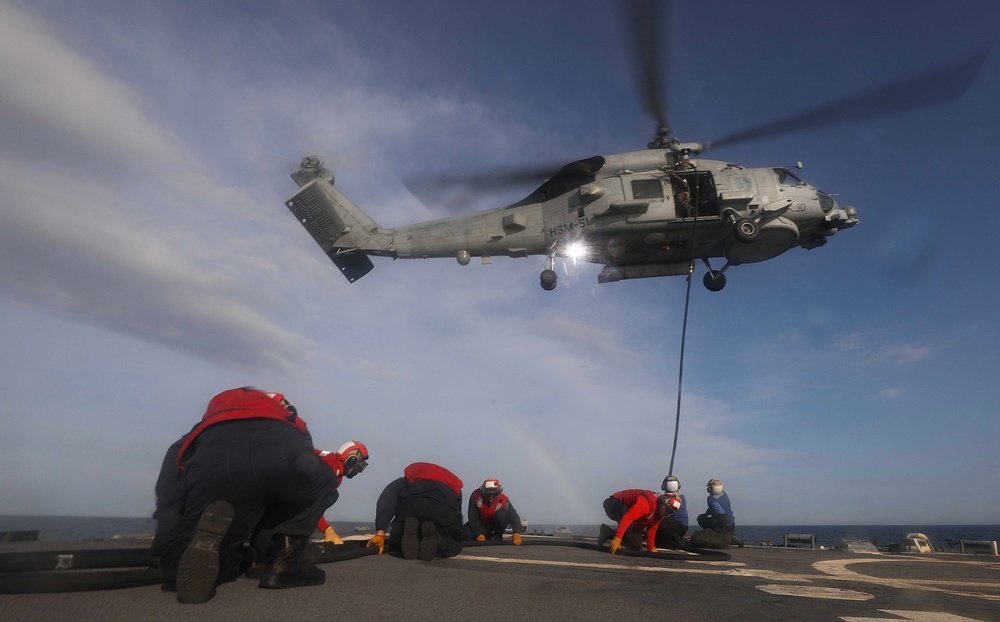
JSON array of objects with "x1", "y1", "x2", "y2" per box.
[{"x1": 667, "y1": 168, "x2": 700, "y2": 477}]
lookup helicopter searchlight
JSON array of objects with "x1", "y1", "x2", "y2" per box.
[{"x1": 283, "y1": 2, "x2": 986, "y2": 292}]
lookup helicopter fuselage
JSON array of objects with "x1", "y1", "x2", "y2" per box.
[{"x1": 285, "y1": 149, "x2": 858, "y2": 290}]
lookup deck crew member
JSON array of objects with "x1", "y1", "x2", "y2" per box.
[
  {"x1": 462, "y1": 478, "x2": 524, "y2": 545},
  {"x1": 245, "y1": 441, "x2": 370, "y2": 578},
  {"x1": 313, "y1": 441, "x2": 370, "y2": 544},
  {"x1": 697, "y1": 478, "x2": 742, "y2": 546},
  {"x1": 152, "y1": 436, "x2": 187, "y2": 563},
  {"x1": 366, "y1": 462, "x2": 464, "y2": 561},
  {"x1": 153, "y1": 387, "x2": 366, "y2": 603},
  {"x1": 654, "y1": 475, "x2": 689, "y2": 549},
  {"x1": 598, "y1": 489, "x2": 682, "y2": 554}
]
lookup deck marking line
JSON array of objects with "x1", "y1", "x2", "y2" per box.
[
  {"x1": 840, "y1": 609, "x2": 986, "y2": 622},
  {"x1": 454, "y1": 554, "x2": 731, "y2": 576},
  {"x1": 756, "y1": 584, "x2": 873, "y2": 601},
  {"x1": 814, "y1": 558, "x2": 1000, "y2": 602},
  {"x1": 455, "y1": 553, "x2": 1000, "y2": 602}
]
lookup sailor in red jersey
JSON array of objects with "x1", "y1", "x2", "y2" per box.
[
  {"x1": 153, "y1": 388, "x2": 347, "y2": 603},
  {"x1": 313, "y1": 441, "x2": 370, "y2": 543},
  {"x1": 366, "y1": 462, "x2": 464, "y2": 561},
  {"x1": 597, "y1": 489, "x2": 681, "y2": 554},
  {"x1": 462, "y1": 478, "x2": 525, "y2": 545}
]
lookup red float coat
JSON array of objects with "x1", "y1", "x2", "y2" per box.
[
  {"x1": 176, "y1": 387, "x2": 310, "y2": 469},
  {"x1": 612, "y1": 489, "x2": 662, "y2": 551},
  {"x1": 471, "y1": 490, "x2": 510, "y2": 523},
  {"x1": 404, "y1": 462, "x2": 463, "y2": 498}
]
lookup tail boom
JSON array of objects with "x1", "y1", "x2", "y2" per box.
[
  {"x1": 285, "y1": 177, "x2": 548, "y2": 284},
  {"x1": 284, "y1": 180, "x2": 391, "y2": 282}
]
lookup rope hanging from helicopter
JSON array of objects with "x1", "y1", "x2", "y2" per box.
[{"x1": 666, "y1": 163, "x2": 700, "y2": 477}]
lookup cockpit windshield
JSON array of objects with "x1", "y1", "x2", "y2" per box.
[{"x1": 773, "y1": 168, "x2": 806, "y2": 187}]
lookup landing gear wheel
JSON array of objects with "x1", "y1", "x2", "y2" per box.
[
  {"x1": 540, "y1": 269, "x2": 558, "y2": 291},
  {"x1": 733, "y1": 218, "x2": 758, "y2": 243},
  {"x1": 703, "y1": 270, "x2": 726, "y2": 292}
]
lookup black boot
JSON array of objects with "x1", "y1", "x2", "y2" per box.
[
  {"x1": 597, "y1": 524, "x2": 615, "y2": 548},
  {"x1": 419, "y1": 522, "x2": 440, "y2": 561},
  {"x1": 175, "y1": 500, "x2": 234, "y2": 604},
  {"x1": 258, "y1": 534, "x2": 325, "y2": 589},
  {"x1": 401, "y1": 517, "x2": 420, "y2": 560}
]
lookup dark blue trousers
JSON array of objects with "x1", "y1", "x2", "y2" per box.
[
  {"x1": 463, "y1": 508, "x2": 514, "y2": 540},
  {"x1": 387, "y1": 496, "x2": 463, "y2": 558},
  {"x1": 156, "y1": 420, "x2": 337, "y2": 582}
]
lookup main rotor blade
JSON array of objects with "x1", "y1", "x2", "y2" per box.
[
  {"x1": 404, "y1": 163, "x2": 561, "y2": 213},
  {"x1": 707, "y1": 47, "x2": 991, "y2": 151},
  {"x1": 622, "y1": 0, "x2": 671, "y2": 131}
]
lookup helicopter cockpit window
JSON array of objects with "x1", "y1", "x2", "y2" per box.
[
  {"x1": 773, "y1": 168, "x2": 805, "y2": 186},
  {"x1": 818, "y1": 192, "x2": 836, "y2": 212},
  {"x1": 631, "y1": 179, "x2": 663, "y2": 200}
]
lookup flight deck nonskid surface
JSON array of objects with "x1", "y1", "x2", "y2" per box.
[{"x1": 2, "y1": 539, "x2": 998, "y2": 622}]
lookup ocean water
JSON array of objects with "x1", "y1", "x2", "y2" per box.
[
  {"x1": 0, "y1": 515, "x2": 158, "y2": 542},
  {"x1": 1, "y1": 515, "x2": 998, "y2": 550}
]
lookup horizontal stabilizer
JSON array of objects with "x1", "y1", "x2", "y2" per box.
[{"x1": 329, "y1": 251, "x2": 374, "y2": 283}]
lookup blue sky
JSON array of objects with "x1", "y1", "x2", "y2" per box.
[{"x1": 1, "y1": 0, "x2": 998, "y2": 526}]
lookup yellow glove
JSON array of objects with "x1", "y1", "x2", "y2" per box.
[
  {"x1": 323, "y1": 526, "x2": 344, "y2": 545},
  {"x1": 609, "y1": 537, "x2": 622, "y2": 554},
  {"x1": 512, "y1": 533, "x2": 522, "y2": 546},
  {"x1": 476, "y1": 534, "x2": 486, "y2": 542},
  {"x1": 366, "y1": 533, "x2": 386, "y2": 554}
]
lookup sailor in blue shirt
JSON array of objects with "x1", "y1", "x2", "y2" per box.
[{"x1": 697, "y1": 478, "x2": 743, "y2": 547}]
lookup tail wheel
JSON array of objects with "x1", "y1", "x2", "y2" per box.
[
  {"x1": 733, "y1": 218, "x2": 758, "y2": 243},
  {"x1": 540, "y1": 269, "x2": 558, "y2": 291},
  {"x1": 703, "y1": 270, "x2": 726, "y2": 292}
]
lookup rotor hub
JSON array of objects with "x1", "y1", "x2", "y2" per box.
[
  {"x1": 300, "y1": 156, "x2": 323, "y2": 171},
  {"x1": 647, "y1": 123, "x2": 672, "y2": 150}
]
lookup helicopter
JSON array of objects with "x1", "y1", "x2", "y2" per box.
[{"x1": 283, "y1": 2, "x2": 986, "y2": 292}]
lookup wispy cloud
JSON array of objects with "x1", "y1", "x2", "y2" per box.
[
  {"x1": 0, "y1": 5, "x2": 191, "y2": 180},
  {"x1": 0, "y1": 4, "x2": 316, "y2": 374},
  {"x1": 833, "y1": 332, "x2": 932, "y2": 365},
  {"x1": 875, "y1": 344, "x2": 931, "y2": 365},
  {"x1": 0, "y1": 162, "x2": 311, "y2": 374}
]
